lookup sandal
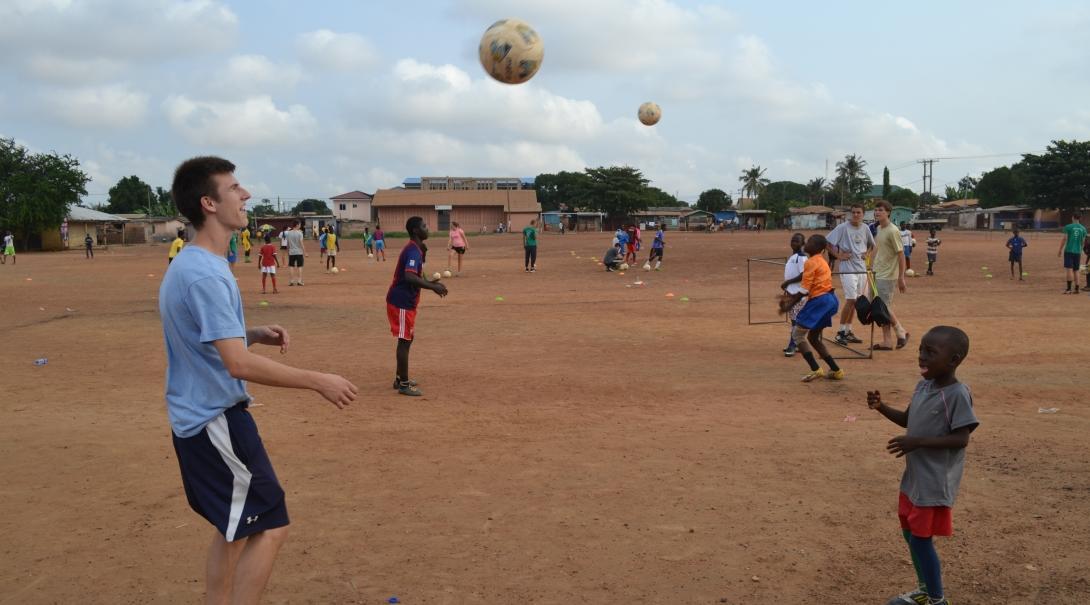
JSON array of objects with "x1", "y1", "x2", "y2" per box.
[
  {"x1": 896, "y1": 333, "x2": 910, "y2": 349},
  {"x1": 870, "y1": 344, "x2": 893, "y2": 351}
]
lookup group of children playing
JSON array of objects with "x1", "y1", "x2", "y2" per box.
[
  {"x1": 776, "y1": 228, "x2": 978, "y2": 605},
  {"x1": 604, "y1": 224, "x2": 665, "y2": 271}
]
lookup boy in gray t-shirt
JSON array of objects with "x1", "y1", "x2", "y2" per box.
[{"x1": 867, "y1": 326, "x2": 979, "y2": 605}]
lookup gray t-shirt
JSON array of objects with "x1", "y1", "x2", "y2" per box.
[
  {"x1": 826, "y1": 221, "x2": 875, "y2": 273},
  {"x1": 900, "y1": 380, "x2": 979, "y2": 507},
  {"x1": 285, "y1": 229, "x2": 304, "y2": 256}
]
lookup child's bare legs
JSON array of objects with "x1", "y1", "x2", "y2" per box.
[
  {"x1": 206, "y1": 526, "x2": 288, "y2": 605},
  {"x1": 1018, "y1": 260, "x2": 1024, "y2": 280},
  {"x1": 271, "y1": 275, "x2": 278, "y2": 293},
  {"x1": 457, "y1": 253, "x2": 463, "y2": 273},
  {"x1": 261, "y1": 274, "x2": 267, "y2": 293}
]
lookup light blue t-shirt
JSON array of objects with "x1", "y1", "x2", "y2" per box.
[{"x1": 159, "y1": 245, "x2": 251, "y2": 438}]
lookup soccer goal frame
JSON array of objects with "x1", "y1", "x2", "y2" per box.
[{"x1": 746, "y1": 256, "x2": 874, "y2": 360}]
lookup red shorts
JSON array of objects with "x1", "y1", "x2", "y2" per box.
[
  {"x1": 387, "y1": 303, "x2": 416, "y2": 340},
  {"x1": 626, "y1": 243, "x2": 636, "y2": 253},
  {"x1": 898, "y1": 492, "x2": 953, "y2": 538}
]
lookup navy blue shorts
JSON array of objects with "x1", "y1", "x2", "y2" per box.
[
  {"x1": 796, "y1": 291, "x2": 839, "y2": 330},
  {"x1": 1063, "y1": 252, "x2": 1080, "y2": 269},
  {"x1": 1009, "y1": 251, "x2": 1023, "y2": 263},
  {"x1": 172, "y1": 402, "x2": 289, "y2": 542}
]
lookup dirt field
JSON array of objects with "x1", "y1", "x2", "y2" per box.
[{"x1": 1, "y1": 229, "x2": 1088, "y2": 604}]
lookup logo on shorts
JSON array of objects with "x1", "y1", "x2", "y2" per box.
[
  {"x1": 408, "y1": 260, "x2": 416, "y2": 267},
  {"x1": 246, "y1": 515, "x2": 259, "y2": 525}
]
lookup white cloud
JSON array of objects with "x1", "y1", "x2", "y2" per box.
[
  {"x1": 162, "y1": 95, "x2": 318, "y2": 147},
  {"x1": 211, "y1": 54, "x2": 303, "y2": 96},
  {"x1": 381, "y1": 59, "x2": 604, "y2": 144},
  {"x1": 0, "y1": 0, "x2": 237, "y2": 84},
  {"x1": 296, "y1": 30, "x2": 379, "y2": 72},
  {"x1": 24, "y1": 54, "x2": 126, "y2": 84},
  {"x1": 453, "y1": 0, "x2": 733, "y2": 74},
  {"x1": 43, "y1": 84, "x2": 149, "y2": 128}
]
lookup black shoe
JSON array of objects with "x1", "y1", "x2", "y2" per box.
[
  {"x1": 783, "y1": 346, "x2": 796, "y2": 357},
  {"x1": 845, "y1": 331, "x2": 863, "y2": 344},
  {"x1": 834, "y1": 333, "x2": 849, "y2": 346},
  {"x1": 392, "y1": 378, "x2": 418, "y2": 390}
]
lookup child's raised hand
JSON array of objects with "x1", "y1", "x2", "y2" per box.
[{"x1": 867, "y1": 390, "x2": 882, "y2": 409}]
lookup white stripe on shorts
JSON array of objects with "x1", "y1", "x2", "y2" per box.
[
  {"x1": 398, "y1": 308, "x2": 407, "y2": 339},
  {"x1": 205, "y1": 414, "x2": 253, "y2": 542}
]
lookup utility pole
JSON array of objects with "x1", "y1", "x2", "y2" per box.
[{"x1": 917, "y1": 159, "x2": 938, "y2": 206}]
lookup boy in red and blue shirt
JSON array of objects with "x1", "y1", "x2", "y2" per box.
[
  {"x1": 386, "y1": 216, "x2": 447, "y2": 396},
  {"x1": 1006, "y1": 228, "x2": 1028, "y2": 281}
]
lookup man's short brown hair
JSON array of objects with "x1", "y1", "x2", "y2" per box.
[{"x1": 171, "y1": 156, "x2": 236, "y2": 230}]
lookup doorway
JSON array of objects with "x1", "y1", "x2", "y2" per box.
[{"x1": 437, "y1": 209, "x2": 451, "y2": 231}]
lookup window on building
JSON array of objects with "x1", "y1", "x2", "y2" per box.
[
  {"x1": 477, "y1": 182, "x2": 493, "y2": 190},
  {"x1": 339, "y1": 203, "x2": 346, "y2": 211},
  {"x1": 352, "y1": 203, "x2": 357, "y2": 208}
]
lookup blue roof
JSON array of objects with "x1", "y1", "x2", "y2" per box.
[
  {"x1": 714, "y1": 210, "x2": 737, "y2": 218},
  {"x1": 520, "y1": 177, "x2": 535, "y2": 185},
  {"x1": 403, "y1": 177, "x2": 421, "y2": 185}
]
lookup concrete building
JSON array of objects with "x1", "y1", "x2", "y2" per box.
[
  {"x1": 371, "y1": 188, "x2": 541, "y2": 234},
  {"x1": 787, "y1": 206, "x2": 838, "y2": 230},
  {"x1": 402, "y1": 176, "x2": 534, "y2": 191},
  {"x1": 329, "y1": 191, "x2": 373, "y2": 222},
  {"x1": 39, "y1": 206, "x2": 128, "y2": 251}
]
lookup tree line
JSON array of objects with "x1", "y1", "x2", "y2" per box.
[{"x1": 536, "y1": 140, "x2": 1090, "y2": 225}]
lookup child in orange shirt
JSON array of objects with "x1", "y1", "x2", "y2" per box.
[{"x1": 780, "y1": 234, "x2": 843, "y2": 382}]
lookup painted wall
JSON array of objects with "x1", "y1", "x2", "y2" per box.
[{"x1": 333, "y1": 200, "x2": 372, "y2": 222}]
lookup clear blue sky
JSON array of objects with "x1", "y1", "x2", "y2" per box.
[{"x1": 1, "y1": 0, "x2": 1086, "y2": 205}]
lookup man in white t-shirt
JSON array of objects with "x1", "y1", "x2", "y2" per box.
[{"x1": 825, "y1": 203, "x2": 875, "y2": 346}]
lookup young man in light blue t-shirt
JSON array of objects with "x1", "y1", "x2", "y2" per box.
[{"x1": 160, "y1": 156, "x2": 358, "y2": 604}]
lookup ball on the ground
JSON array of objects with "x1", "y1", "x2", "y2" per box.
[
  {"x1": 638, "y1": 102, "x2": 661, "y2": 126},
  {"x1": 478, "y1": 18, "x2": 543, "y2": 84},
  {"x1": 432, "y1": 272, "x2": 442, "y2": 281},
  {"x1": 367, "y1": 253, "x2": 374, "y2": 258},
  {"x1": 643, "y1": 262, "x2": 651, "y2": 271},
  {"x1": 905, "y1": 268, "x2": 915, "y2": 277},
  {"x1": 620, "y1": 263, "x2": 629, "y2": 270},
  {"x1": 442, "y1": 270, "x2": 453, "y2": 278},
  {"x1": 330, "y1": 267, "x2": 339, "y2": 274}
]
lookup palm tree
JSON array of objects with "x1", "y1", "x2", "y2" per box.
[
  {"x1": 806, "y1": 177, "x2": 827, "y2": 204},
  {"x1": 835, "y1": 154, "x2": 872, "y2": 202},
  {"x1": 739, "y1": 165, "x2": 770, "y2": 208}
]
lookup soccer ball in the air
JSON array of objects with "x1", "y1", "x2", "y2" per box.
[
  {"x1": 330, "y1": 267, "x2": 339, "y2": 274},
  {"x1": 432, "y1": 272, "x2": 442, "y2": 281},
  {"x1": 442, "y1": 270, "x2": 453, "y2": 278},
  {"x1": 620, "y1": 263, "x2": 629, "y2": 270},
  {"x1": 479, "y1": 19, "x2": 543, "y2": 84},
  {"x1": 638, "y1": 102, "x2": 661, "y2": 126}
]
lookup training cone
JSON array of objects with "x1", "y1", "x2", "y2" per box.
[{"x1": 665, "y1": 292, "x2": 675, "y2": 298}]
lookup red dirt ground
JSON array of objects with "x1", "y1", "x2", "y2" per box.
[{"x1": 1, "y1": 230, "x2": 1087, "y2": 604}]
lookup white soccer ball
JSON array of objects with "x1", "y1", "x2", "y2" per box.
[
  {"x1": 638, "y1": 102, "x2": 661, "y2": 126},
  {"x1": 432, "y1": 272, "x2": 442, "y2": 281},
  {"x1": 442, "y1": 270, "x2": 453, "y2": 278},
  {"x1": 911, "y1": 238, "x2": 917, "y2": 246},
  {"x1": 330, "y1": 267, "x2": 339, "y2": 274},
  {"x1": 620, "y1": 263, "x2": 629, "y2": 270},
  {"x1": 478, "y1": 18, "x2": 543, "y2": 84},
  {"x1": 905, "y1": 268, "x2": 915, "y2": 277},
  {"x1": 367, "y1": 253, "x2": 374, "y2": 258},
  {"x1": 643, "y1": 262, "x2": 651, "y2": 271}
]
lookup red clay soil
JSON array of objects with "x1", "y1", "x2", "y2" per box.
[{"x1": 0, "y1": 230, "x2": 1087, "y2": 604}]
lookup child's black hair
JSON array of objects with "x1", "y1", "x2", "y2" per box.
[{"x1": 927, "y1": 325, "x2": 969, "y2": 359}]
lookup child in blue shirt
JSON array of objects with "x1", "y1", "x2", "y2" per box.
[{"x1": 1006, "y1": 227, "x2": 1028, "y2": 281}]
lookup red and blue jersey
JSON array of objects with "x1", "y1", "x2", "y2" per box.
[
  {"x1": 1006, "y1": 236, "x2": 1027, "y2": 255},
  {"x1": 386, "y1": 241, "x2": 424, "y2": 309}
]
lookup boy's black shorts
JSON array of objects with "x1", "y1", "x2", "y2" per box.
[
  {"x1": 172, "y1": 402, "x2": 289, "y2": 542},
  {"x1": 288, "y1": 254, "x2": 304, "y2": 267}
]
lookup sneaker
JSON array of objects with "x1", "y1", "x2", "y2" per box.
[
  {"x1": 530, "y1": 266, "x2": 536, "y2": 272},
  {"x1": 826, "y1": 369, "x2": 845, "y2": 380},
  {"x1": 883, "y1": 588, "x2": 929, "y2": 605},
  {"x1": 845, "y1": 331, "x2": 863, "y2": 344},
  {"x1": 834, "y1": 332, "x2": 849, "y2": 346},
  {"x1": 398, "y1": 382, "x2": 422, "y2": 396},
  {"x1": 298, "y1": 281, "x2": 304, "y2": 286},
  {"x1": 783, "y1": 346, "x2": 796, "y2": 358},
  {"x1": 392, "y1": 378, "x2": 418, "y2": 390},
  {"x1": 288, "y1": 281, "x2": 295, "y2": 286},
  {"x1": 801, "y1": 368, "x2": 825, "y2": 382}
]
